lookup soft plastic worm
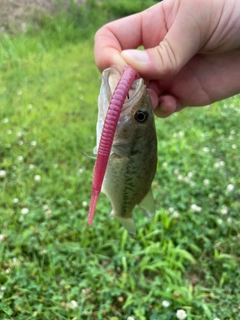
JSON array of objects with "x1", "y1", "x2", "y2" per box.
[{"x1": 88, "y1": 66, "x2": 140, "y2": 226}]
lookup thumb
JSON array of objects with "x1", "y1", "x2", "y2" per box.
[{"x1": 121, "y1": 12, "x2": 204, "y2": 79}]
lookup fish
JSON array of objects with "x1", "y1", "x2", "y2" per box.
[{"x1": 89, "y1": 66, "x2": 157, "y2": 233}]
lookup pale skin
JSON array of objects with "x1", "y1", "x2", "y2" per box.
[{"x1": 94, "y1": 0, "x2": 240, "y2": 117}]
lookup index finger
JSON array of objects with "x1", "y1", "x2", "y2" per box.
[{"x1": 94, "y1": 3, "x2": 166, "y2": 72}]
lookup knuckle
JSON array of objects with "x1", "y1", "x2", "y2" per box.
[{"x1": 154, "y1": 39, "x2": 180, "y2": 78}]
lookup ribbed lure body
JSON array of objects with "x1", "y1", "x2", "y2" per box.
[{"x1": 88, "y1": 66, "x2": 139, "y2": 226}]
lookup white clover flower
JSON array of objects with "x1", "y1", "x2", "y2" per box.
[
  {"x1": 29, "y1": 164, "x2": 35, "y2": 170},
  {"x1": 45, "y1": 210, "x2": 52, "y2": 216},
  {"x1": 162, "y1": 162, "x2": 168, "y2": 167},
  {"x1": 162, "y1": 300, "x2": 170, "y2": 308},
  {"x1": 176, "y1": 309, "x2": 187, "y2": 320},
  {"x1": 21, "y1": 208, "x2": 29, "y2": 215},
  {"x1": 127, "y1": 317, "x2": 135, "y2": 320},
  {"x1": 7, "y1": 129, "x2": 12, "y2": 134},
  {"x1": 82, "y1": 201, "x2": 88, "y2": 207},
  {"x1": 177, "y1": 175, "x2": 183, "y2": 181},
  {"x1": 68, "y1": 300, "x2": 78, "y2": 310},
  {"x1": 0, "y1": 286, "x2": 6, "y2": 291},
  {"x1": 217, "y1": 218, "x2": 223, "y2": 225},
  {"x1": 220, "y1": 206, "x2": 228, "y2": 215},
  {"x1": 34, "y1": 175, "x2": 41, "y2": 182},
  {"x1": 78, "y1": 168, "x2": 84, "y2": 173},
  {"x1": 81, "y1": 288, "x2": 91, "y2": 295},
  {"x1": 190, "y1": 204, "x2": 197, "y2": 212},
  {"x1": 213, "y1": 318, "x2": 220, "y2": 320},
  {"x1": 187, "y1": 172, "x2": 194, "y2": 178},
  {"x1": 203, "y1": 179, "x2": 210, "y2": 186},
  {"x1": 189, "y1": 181, "x2": 196, "y2": 188},
  {"x1": 228, "y1": 135, "x2": 233, "y2": 140},
  {"x1": 230, "y1": 130, "x2": 235, "y2": 135},
  {"x1": 203, "y1": 147, "x2": 209, "y2": 153},
  {"x1": 13, "y1": 198, "x2": 19, "y2": 204},
  {"x1": 226, "y1": 184, "x2": 234, "y2": 192},
  {"x1": 0, "y1": 170, "x2": 6, "y2": 178},
  {"x1": 18, "y1": 140, "x2": 23, "y2": 145},
  {"x1": 17, "y1": 155, "x2": 23, "y2": 162},
  {"x1": 31, "y1": 141, "x2": 37, "y2": 146},
  {"x1": 16, "y1": 132, "x2": 22, "y2": 137},
  {"x1": 214, "y1": 161, "x2": 224, "y2": 168},
  {"x1": 43, "y1": 204, "x2": 49, "y2": 210},
  {"x1": 172, "y1": 131, "x2": 184, "y2": 138},
  {"x1": 3, "y1": 118, "x2": 9, "y2": 123},
  {"x1": 227, "y1": 217, "x2": 232, "y2": 223},
  {"x1": 27, "y1": 104, "x2": 33, "y2": 109},
  {"x1": 173, "y1": 169, "x2": 179, "y2": 175},
  {"x1": 12, "y1": 258, "x2": 20, "y2": 266},
  {"x1": 0, "y1": 234, "x2": 6, "y2": 242},
  {"x1": 232, "y1": 144, "x2": 237, "y2": 149},
  {"x1": 53, "y1": 163, "x2": 58, "y2": 168},
  {"x1": 191, "y1": 204, "x2": 202, "y2": 213},
  {"x1": 168, "y1": 207, "x2": 175, "y2": 213},
  {"x1": 183, "y1": 177, "x2": 190, "y2": 184},
  {"x1": 5, "y1": 268, "x2": 10, "y2": 274},
  {"x1": 173, "y1": 211, "x2": 180, "y2": 218}
]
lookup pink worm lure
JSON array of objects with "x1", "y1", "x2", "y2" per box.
[{"x1": 88, "y1": 66, "x2": 140, "y2": 226}]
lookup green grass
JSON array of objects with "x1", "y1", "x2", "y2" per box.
[{"x1": 0, "y1": 3, "x2": 240, "y2": 320}]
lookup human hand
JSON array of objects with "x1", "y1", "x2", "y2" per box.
[{"x1": 94, "y1": 0, "x2": 240, "y2": 117}]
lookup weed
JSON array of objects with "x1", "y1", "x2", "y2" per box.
[{"x1": 0, "y1": 2, "x2": 239, "y2": 319}]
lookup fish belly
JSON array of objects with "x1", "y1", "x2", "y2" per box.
[{"x1": 102, "y1": 139, "x2": 157, "y2": 221}]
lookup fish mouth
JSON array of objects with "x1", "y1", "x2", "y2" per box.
[{"x1": 102, "y1": 67, "x2": 144, "y2": 106}]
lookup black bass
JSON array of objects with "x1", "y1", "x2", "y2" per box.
[{"x1": 88, "y1": 66, "x2": 157, "y2": 233}]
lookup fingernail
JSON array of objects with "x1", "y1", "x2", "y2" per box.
[{"x1": 121, "y1": 49, "x2": 149, "y2": 63}]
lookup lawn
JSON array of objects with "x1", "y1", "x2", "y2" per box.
[{"x1": 0, "y1": 2, "x2": 239, "y2": 319}]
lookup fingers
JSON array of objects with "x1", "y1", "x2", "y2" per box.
[
  {"x1": 155, "y1": 95, "x2": 184, "y2": 118},
  {"x1": 121, "y1": 1, "x2": 207, "y2": 78},
  {"x1": 95, "y1": 1, "x2": 209, "y2": 78},
  {"x1": 147, "y1": 88, "x2": 183, "y2": 118},
  {"x1": 94, "y1": 3, "x2": 166, "y2": 72},
  {"x1": 94, "y1": 29, "x2": 127, "y2": 72},
  {"x1": 147, "y1": 89, "x2": 159, "y2": 109}
]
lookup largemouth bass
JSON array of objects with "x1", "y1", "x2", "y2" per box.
[{"x1": 89, "y1": 66, "x2": 157, "y2": 233}]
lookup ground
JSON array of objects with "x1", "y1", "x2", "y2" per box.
[{"x1": 0, "y1": 0, "x2": 85, "y2": 31}]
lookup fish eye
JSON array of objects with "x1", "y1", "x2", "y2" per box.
[{"x1": 134, "y1": 109, "x2": 149, "y2": 123}]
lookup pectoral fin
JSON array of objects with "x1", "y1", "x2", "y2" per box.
[{"x1": 139, "y1": 188, "x2": 155, "y2": 219}]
